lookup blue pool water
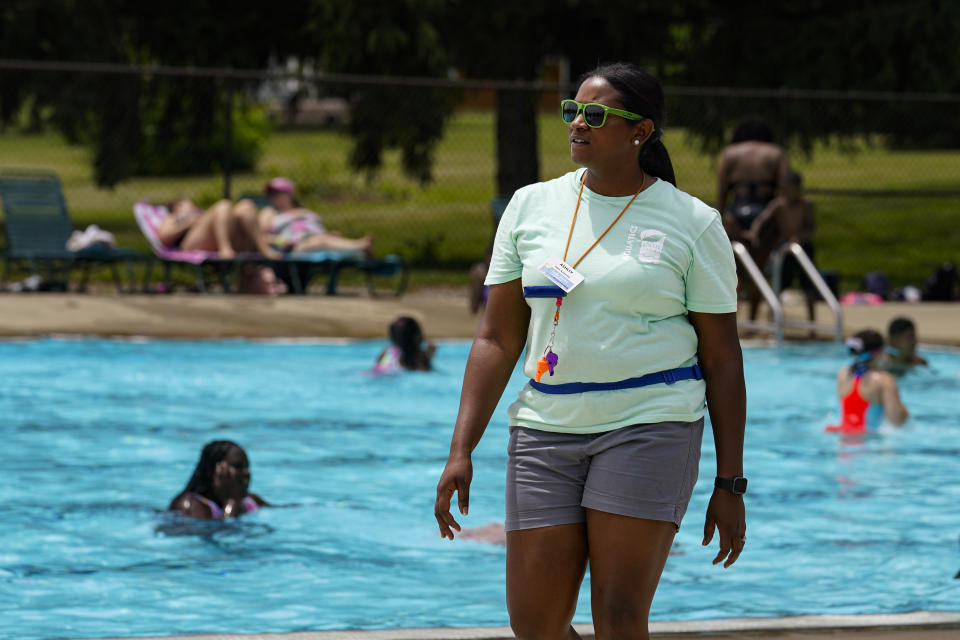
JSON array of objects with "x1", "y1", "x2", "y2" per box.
[{"x1": 1, "y1": 338, "x2": 958, "y2": 640}]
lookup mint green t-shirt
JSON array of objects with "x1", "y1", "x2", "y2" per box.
[{"x1": 485, "y1": 169, "x2": 737, "y2": 434}]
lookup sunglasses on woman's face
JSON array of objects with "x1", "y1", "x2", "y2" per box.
[{"x1": 561, "y1": 99, "x2": 645, "y2": 128}]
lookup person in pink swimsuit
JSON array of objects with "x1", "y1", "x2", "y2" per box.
[
  {"x1": 826, "y1": 329, "x2": 909, "y2": 434},
  {"x1": 168, "y1": 440, "x2": 268, "y2": 520},
  {"x1": 252, "y1": 177, "x2": 374, "y2": 255}
]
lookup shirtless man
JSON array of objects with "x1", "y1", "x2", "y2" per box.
[
  {"x1": 745, "y1": 171, "x2": 817, "y2": 323},
  {"x1": 717, "y1": 116, "x2": 791, "y2": 244}
]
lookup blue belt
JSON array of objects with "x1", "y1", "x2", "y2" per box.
[{"x1": 528, "y1": 364, "x2": 702, "y2": 394}]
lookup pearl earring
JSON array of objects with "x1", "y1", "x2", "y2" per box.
[{"x1": 633, "y1": 139, "x2": 640, "y2": 146}]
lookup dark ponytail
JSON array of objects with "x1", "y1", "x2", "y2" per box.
[
  {"x1": 845, "y1": 329, "x2": 884, "y2": 376},
  {"x1": 578, "y1": 62, "x2": 677, "y2": 187},
  {"x1": 389, "y1": 316, "x2": 425, "y2": 370},
  {"x1": 638, "y1": 131, "x2": 676, "y2": 188}
]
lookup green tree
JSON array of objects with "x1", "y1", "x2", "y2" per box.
[
  {"x1": 307, "y1": 0, "x2": 455, "y2": 185},
  {"x1": 0, "y1": 0, "x2": 305, "y2": 187},
  {"x1": 673, "y1": 0, "x2": 960, "y2": 152},
  {"x1": 440, "y1": 0, "x2": 687, "y2": 197}
]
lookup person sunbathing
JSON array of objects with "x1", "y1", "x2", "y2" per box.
[
  {"x1": 168, "y1": 440, "x2": 268, "y2": 520},
  {"x1": 249, "y1": 177, "x2": 373, "y2": 255},
  {"x1": 157, "y1": 198, "x2": 282, "y2": 260}
]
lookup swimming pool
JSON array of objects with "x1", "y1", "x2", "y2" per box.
[{"x1": 1, "y1": 338, "x2": 958, "y2": 640}]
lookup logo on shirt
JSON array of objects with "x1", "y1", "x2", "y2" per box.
[{"x1": 625, "y1": 227, "x2": 666, "y2": 263}]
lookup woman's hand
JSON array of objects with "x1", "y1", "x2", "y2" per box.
[
  {"x1": 702, "y1": 490, "x2": 746, "y2": 568},
  {"x1": 434, "y1": 454, "x2": 473, "y2": 540}
]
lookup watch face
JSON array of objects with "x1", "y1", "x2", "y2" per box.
[{"x1": 733, "y1": 477, "x2": 748, "y2": 494}]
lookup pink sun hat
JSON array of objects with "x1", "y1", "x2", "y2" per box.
[{"x1": 264, "y1": 176, "x2": 295, "y2": 194}]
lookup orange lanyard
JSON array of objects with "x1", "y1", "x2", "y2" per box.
[
  {"x1": 562, "y1": 170, "x2": 646, "y2": 269},
  {"x1": 536, "y1": 171, "x2": 646, "y2": 383}
]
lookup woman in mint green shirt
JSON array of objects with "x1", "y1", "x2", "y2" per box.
[{"x1": 435, "y1": 63, "x2": 747, "y2": 639}]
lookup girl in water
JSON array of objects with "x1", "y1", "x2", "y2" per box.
[
  {"x1": 373, "y1": 316, "x2": 436, "y2": 373},
  {"x1": 168, "y1": 440, "x2": 268, "y2": 520},
  {"x1": 827, "y1": 329, "x2": 909, "y2": 434}
]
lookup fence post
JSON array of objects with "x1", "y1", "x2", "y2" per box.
[{"x1": 222, "y1": 76, "x2": 234, "y2": 200}]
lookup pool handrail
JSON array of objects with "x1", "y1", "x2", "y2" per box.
[
  {"x1": 731, "y1": 240, "x2": 784, "y2": 345},
  {"x1": 769, "y1": 242, "x2": 844, "y2": 343}
]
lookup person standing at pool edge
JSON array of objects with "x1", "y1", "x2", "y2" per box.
[{"x1": 434, "y1": 63, "x2": 747, "y2": 639}]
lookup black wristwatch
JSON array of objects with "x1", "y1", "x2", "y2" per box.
[{"x1": 715, "y1": 476, "x2": 748, "y2": 495}]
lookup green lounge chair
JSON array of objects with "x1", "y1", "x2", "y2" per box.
[{"x1": 0, "y1": 169, "x2": 146, "y2": 292}]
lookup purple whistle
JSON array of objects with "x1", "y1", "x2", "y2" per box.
[{"x1": 546, "y1": 351, "x2": 559, "y2": 375}]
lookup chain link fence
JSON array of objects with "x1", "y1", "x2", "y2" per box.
[{"x1": 1, "y1": 60, "x2": 958, "y2": 291}]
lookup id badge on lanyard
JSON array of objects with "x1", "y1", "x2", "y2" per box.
[{"x1": 532, "y1": 172, "x2": 646, "y2": 383}]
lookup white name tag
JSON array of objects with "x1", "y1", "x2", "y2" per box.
[{"x1": 537, "y1": 256, "x2": 584, "y2": 293}]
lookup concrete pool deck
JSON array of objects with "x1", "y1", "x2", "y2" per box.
[
  {"x1": 0, "y1": 288, "x2": 958, "y2": 345},
  {"x1": 7, "y1": 289, "x2": 959, "y2": 640}
]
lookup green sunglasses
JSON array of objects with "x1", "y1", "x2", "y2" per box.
[{"x1": 561, "y1": 99, "x2": 645, "y2": 128}]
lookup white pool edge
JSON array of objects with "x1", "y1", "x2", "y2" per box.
[{"x1": 89, "y1": 610, "x2": 960, "y2": 640}]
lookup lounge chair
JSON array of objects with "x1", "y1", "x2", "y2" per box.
[
  {"x1": 133, "y1": 201, "x2": 407, "y2": 296},
  {"x1": 235, "y1": 192, "x2": 408, "y2": 297},
  {"x1": 0, "y1": 169, "x2": 146, "y2": 292}
]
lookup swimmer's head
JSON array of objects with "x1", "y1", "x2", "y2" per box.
[
  {"x1": 389, "y1": 316, "x2": 423, "y2": 352},
  {"x1": 887, "y1": 316, "x2": 917, "y2": 358},
  {"x1": 184, "y1": 440, "x2": 251, "y2": 498},
  {"x1": 846, "y1": 329, "x2": 884, "y2": 366}
]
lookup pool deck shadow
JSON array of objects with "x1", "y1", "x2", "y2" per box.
[
  {"x1": 0, "y1": 288, "x2": 958, "y2": 346},
  {"x1": 92, "y1": 611, "x2": 960, "y2": 640}
]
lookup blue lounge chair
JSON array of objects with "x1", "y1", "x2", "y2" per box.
[{"x1": 0, "y1": 169, "x2": 146, "y2": 292}]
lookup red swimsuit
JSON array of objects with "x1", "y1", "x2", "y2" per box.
[{"x1": 825, "y1": 375, "x2": 870, "y2": 434}]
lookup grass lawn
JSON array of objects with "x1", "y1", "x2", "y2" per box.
[{"x1": 1, "y1": 111, "x2": 958, "y2": 291}]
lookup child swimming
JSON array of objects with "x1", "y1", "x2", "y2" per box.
[
  {"x1": 882, "y1": 316, "x2": 928, "y2": 376},
  {"x1": 372, "y1": 316, "x2": 436, "y2": 373},
  {"x1": 168, "y1": 440, "x2": 268, "y2": 520},
  {"x1": 826, "y1": 329, "x2": 908, "y2": 434}
]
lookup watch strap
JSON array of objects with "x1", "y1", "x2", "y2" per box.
[{"x1": 715, "y1": 476, "x2": 748, "y2": 494}]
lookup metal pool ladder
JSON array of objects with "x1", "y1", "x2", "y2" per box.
[{"x1": 731, "y1": 241, "x2": 843, "y2": 345}]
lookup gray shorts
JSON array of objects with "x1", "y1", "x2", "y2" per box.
[{"x1": 504, "y1": 418, "x2": 704, "y2": 532}]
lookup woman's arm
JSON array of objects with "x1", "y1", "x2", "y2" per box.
[
  {"x1": 156, "y1": 205, "x2": 201, "y2": 246},
  {"x1": 688, "y1": 311, "x2": 746, "y2": 568},
  {"x1": 745, "y1": 199, "x2": 780, "y2": 246},
  {"x1": 257, "y1": 207, "x2": 277, "y2": 235},
  {"x1": 420, "y1": 342, "x2": 438, "y2": 370},
  {"x1": 434, "y1": 279, "x2": 530, "y2": 539},
  {"x1": 879, "y1": 373, "x2": 909, "y2": 425},
  {"x1": 248, "y1": 492, "x2": 269, "y2": 507}
]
